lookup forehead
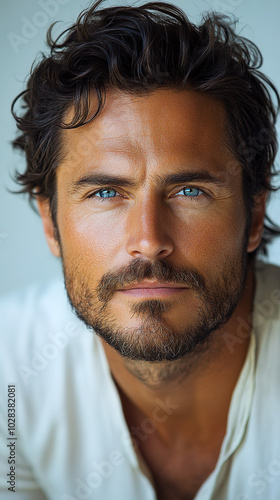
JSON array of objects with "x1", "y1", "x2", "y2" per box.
[{"x1": 60, "y1": 88, "x2": 237, "y2": 181}]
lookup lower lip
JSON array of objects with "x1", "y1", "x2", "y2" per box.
[{"x1": 117, "y1": 287, "x2": 189, "y2": 298}]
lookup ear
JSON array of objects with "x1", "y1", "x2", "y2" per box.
[
  {"x1": 247, "y1": 192, "x2": 267, "y2": 253},
  {"x1": 37, "y1": 198, "x2": 61, "y2": 258}
]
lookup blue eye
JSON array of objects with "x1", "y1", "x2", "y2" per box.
[
  {"x1": 180, "y1": 187, "x2": 203, "y2": 197},
  {"x1": 96, "y1": 188, "x2": 117, "y2": 198}
]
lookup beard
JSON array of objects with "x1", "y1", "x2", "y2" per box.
[{"x1": 60, "y1": 233, "x2": 249, "y2": 363}]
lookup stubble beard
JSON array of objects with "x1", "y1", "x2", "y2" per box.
[{"x1": 61, "y1": 238, "x2": 249, "y2": 366}]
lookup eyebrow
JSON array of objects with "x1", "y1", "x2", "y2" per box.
[{"x1": 69, "y1": 170, "x2": 226, "y2": 194}]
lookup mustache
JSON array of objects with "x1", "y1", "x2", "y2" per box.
[{"x1": 96, "y1": 258, "x2": 206, "y2": 304}]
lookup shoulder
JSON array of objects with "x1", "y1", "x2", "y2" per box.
[
  {"x1": 246, "y1": 262, "x2": 280, "y2": 468},
  {"x1": 0, "y1": 279, "x2": 67, "y2": 322},
  {"x1": 254, "y1": 260, "x2": 280, "y2": 325},
  {"x1": 253, "y1": 261, "x2": 280, "y2": 381},
  {"x1": 0, "y1": 283, "x2": 112, "y2": 497},
  {"x1": 0, "y1": 280, "x2": 92, "y2": 387},
  {"x1": 0, "y1": 279, "x2": 78, "y2": 349}
]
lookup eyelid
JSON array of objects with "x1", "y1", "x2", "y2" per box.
[
  {"x1": 173, "y1": 186, "x2": 209, "y2": 197},
  {"x1": 87, "y1": 186, "x2": 122, "y2": 199},
  {"x1": 86, "y1": 184, "x2": 212, "y2": 200}
]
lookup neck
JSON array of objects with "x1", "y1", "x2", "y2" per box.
[{"x1": 101, "y1": 263, "x2": 255, "y2": 444}]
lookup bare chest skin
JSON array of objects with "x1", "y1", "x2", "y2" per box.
[
  {"x1": 137, "y1": 426, "x2": 222, "y2": 500},
  {"x1": 117, "y1": 384, "x2": 225, "y2": 500},
  {"x1": 114, "y1": 358, "x2": 230, "y2": 500}
]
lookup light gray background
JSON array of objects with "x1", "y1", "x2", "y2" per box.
[{"x1": 1, "y1": 0, "x2": 280, "y2": 295}]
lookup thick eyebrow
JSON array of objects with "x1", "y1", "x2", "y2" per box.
[
  {"x1": 155, "y1": 171, "x2": 226, "y2": 187},
  {"x1": 69, "y1": 174, "x2": 140, "y2": 194},
  {"x1": 69, "y1": 170, "x2": 226, "y2": 195}
]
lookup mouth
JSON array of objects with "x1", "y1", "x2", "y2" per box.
[{"x1": 117, "y1": 281, "x2": 189, "y2": 298}]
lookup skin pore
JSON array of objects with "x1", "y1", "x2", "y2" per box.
[{"x1": 38, "y1": 89, "x2": 266, "y2": 499}]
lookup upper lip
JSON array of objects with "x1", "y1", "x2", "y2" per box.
[{"x1": 119, "y1": 281, "x2": 188, "y2": 290}]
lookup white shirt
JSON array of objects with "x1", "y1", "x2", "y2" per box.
[{"x1": 0, "y1": 261, "x2": 280, "y2": 500}]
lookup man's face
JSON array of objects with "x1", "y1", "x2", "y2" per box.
[{"x1": 43, "y1": 89, "x2": 258, "y2": 362}]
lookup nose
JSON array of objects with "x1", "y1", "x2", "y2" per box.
[{"x1": 125, "y1": 195, "x2": 174, "y2": 260}]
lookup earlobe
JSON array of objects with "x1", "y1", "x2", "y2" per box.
[
  {"x1": 247, "y1": 192, "x2": 267, "y2": 253},
  {"x1": 37, "y1": 198, "x2": 61, "y2": 258}
]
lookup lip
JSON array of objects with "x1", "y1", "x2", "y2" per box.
[{"x1": 117, "y1": 282, "x2": 189, "y2": 298}]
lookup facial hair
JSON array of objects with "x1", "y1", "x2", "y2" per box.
[{"x1": 61, "y1": 237, "x2": 249, "y2": 363}]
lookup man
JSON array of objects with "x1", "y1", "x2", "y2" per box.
[{"x1": 1, "y1": 1, "x2": 280, "y2": 499}]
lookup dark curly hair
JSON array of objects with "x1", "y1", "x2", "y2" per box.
[{"x1": 11, "y1": 0, "x2": 280, "y2": 256}]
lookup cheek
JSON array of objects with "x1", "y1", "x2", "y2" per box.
[
  {"x1": 175, "y1": 206, "x2": 247, "y2": 268},
  {"x1": 58, "y1": 208, "x2": 127, "y2": 270}
]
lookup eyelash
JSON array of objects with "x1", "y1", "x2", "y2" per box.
[
  {"x1": 87, "y1": 187, "x2": 122, "y2": 201},
  {"x1": 87, "y1": 186, "x2": 209, "y2": 201},
  {"x1": 175, "y1": 187, "x2": 205, "y2": 199}
]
